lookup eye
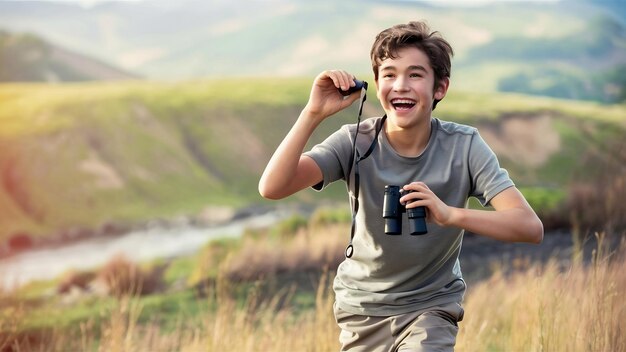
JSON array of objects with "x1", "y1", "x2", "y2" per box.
[{"x1": 410, "y1": 73, "x2": 423, "y2": 78}]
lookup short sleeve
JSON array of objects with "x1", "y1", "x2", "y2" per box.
[
  {"x1": 303, "y1": 126, "x2": 353, "y2": 191},
  {"x1": 468, "y1": 131, "x2": 514, "y2": 206}
]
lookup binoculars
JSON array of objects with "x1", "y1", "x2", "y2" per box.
[
  {"x1": 383, "y1": 185, "x2": 428, "y2": 236},
  {"x1": 338, "y1": 79, "x2": 367, "y2": 96}
]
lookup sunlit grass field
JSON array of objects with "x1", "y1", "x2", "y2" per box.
[
  {"x1": 2, "y1": 206, "x2": 625, "y2": 351},
  {"x1": 457, "y1": 234, "x2": 626, "y2": 352}
]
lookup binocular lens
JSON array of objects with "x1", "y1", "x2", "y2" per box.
[
  {"x1": 408, "y1": 206, "x2": 428, "y2": 236},
  {"x1": 384, "y1": 219, "x2": 403, "y2": 235},
  {"x1": 383, "y1": 186, "x2": 401, "y2": 216},
  {"x1": 383, "y1": 185, "x2": 402, "y2": 235},
  {"x1": 382, "y1": 185, "x2": 428, "y2": 236}
]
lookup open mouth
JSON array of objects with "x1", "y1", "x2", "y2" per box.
[{"x1": 391, "y1": 98, "x2": 416, "y2": 111}]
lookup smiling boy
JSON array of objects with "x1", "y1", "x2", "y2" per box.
[{"x1": 259, "y1": 21, "x2": 543, "y2": 351}]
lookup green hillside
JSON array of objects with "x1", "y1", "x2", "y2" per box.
[
  {"x1": 0, "y1": 30, "x2": 138, "y2": 82},
  {"x1": 0, "y1": 79, "x2": 625, "y2": 242}
]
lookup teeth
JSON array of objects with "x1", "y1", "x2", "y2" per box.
[
  {"x1": 391, "y1": 99, "x2": 415, "y2": 104},
  {"x1": 391, "y1": 99, "x2": 416, "y2": 110}
]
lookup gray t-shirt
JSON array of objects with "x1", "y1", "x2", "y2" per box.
[{"x1": 304, "y1": 116, "x2": 514, "y2": 316}]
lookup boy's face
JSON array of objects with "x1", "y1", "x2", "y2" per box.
[{"x1": 375, "y1": 46, "x2": 448, "y2": 131}]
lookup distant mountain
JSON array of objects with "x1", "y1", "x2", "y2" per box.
[
  {"x1": 461, "y1": 13, "x2": 626, "y2": 103},
  {"x1": 585, "y1": 0, "x2": 626, "y2": 24},
  {"x1": 0, "y1": 0, "x2": 624, "y2": 101},
  {"x1": 0, "y1": 30, "x2": 139, "y2": 82}
]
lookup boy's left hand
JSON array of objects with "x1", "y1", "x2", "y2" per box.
[{"x1": 400, "y1": 182, "x2": 452, "y2": 227}]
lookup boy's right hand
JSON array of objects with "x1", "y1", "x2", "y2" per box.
[{"x1": 304, "y1": 70, "x2": 363, "y2": 122}]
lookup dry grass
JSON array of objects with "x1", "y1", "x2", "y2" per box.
[
  {"x1": 94, "y1": 254, "x2": 165, "y2": 297},
  {"x1": 2, "y1": 224, "x2": 625, "y2": 351},
  {"x1": 222, "y1": 224, "x2": 346, "y2": 282},
  {"x1": 457, "y1": 234, "x2": 626, "y2": 352},
  {"x1": 181, "y1": 271, "x2": 338, "y2": 352},
  {"x1": 0, "y1": 293, "x2": 25, "y2": 351}
]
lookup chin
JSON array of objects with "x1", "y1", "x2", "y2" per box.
[{"x1": 389, "y1": 112, "x2": 428, "y2": 129}]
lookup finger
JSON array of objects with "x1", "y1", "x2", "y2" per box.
[
  {"x1": 318, "y1": 70, "x2": 340, "y2": 90},
  {"x1": 401, "y1": 186, "x2": 435, "y2": 203},
  {"x1": 404, "y1": 199, "x2": 428, "y2": 209},
  {"x1": 336, "y1": 73, "x2": 348, "y2": 92},
  {"x1": 346, "y1": 72, "x2": 357, "y2": 88},
  {"x1": 400, "y1": 191, "x2": 423, "y2": 204},
  {"x1": 336, "y1": 70, "x2": 355, "y2": 91},
  {"x1": 403, "y1": 182, "x2": 427, "y2": 192}
]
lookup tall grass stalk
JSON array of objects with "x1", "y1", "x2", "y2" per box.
[
  {"x1": 457, "y1": 236, "x2": 626, "y2": 352},
  {"x1": 0, "y1": 291, "x2": 24, "y2": 351},
  {"x1": 98, "y1": 295, "x2": 143, "y2": 352},
  {"x1": 176, "y1": 268, "x2": 338, "y2": 352}
]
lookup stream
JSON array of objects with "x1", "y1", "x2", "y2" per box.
[{"x1": 0, "y1": 209, "x2": 298, "y2": 290}]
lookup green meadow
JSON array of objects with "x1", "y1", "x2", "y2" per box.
[{"x1": 0, "y1": 79, "x2": 624, "y2": 243}]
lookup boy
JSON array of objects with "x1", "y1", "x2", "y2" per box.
[{"x1": 259, "y1": 21, "x2": 543, "y2": 351}]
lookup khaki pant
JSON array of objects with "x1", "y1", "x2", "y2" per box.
[{"x1": 333, "y1": 302, "x2": 464, "y2": 352}]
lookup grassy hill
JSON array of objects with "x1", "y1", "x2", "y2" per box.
[
  {"x1": 0, "y1": 30, "x2": 138, "y2": 82},
  {"x1": 0, "y1": 79, "x2": 625, "y2": 243}
]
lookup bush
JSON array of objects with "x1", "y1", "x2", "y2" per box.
[
  {"x1": 309, "y1": 207, "x2": 351, "y2": 228},
  {"x1": 187, "y1": 238, "x2": 240, "y2": 288},
  {"x1": 96, "y1": 254, "x2": 164, "y2": 297},
  {"x1": 57, "y1": 270, "x2": 96, "y2": 294},
  {"x1": 270, "y1": 215, "x2": 309, "y2": 240},
  {"x1": 567, "y1": 172, "x2": 626, "y2": 235},
  {"x1": 218, "y1": 224, "x2": 347, "y2": 282}
]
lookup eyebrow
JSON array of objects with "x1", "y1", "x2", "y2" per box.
[{"x1": 380, "y1": 65, "x2": 429, "y2": 73}]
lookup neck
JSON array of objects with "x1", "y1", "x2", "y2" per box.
[{"x1": 385, "y1": 118, "x2": 432, "y2": 157}]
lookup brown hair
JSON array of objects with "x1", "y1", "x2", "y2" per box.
[{"x1": 370, "y1": 21, "x2": 454, "y2": 109}]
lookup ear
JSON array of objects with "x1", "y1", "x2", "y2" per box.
[
  {"x1": 434, "y1": 77, "x2": 450, "y2": 101},
  {"x1": 375, "y1": 76, "x2": 382, "y2": 101}
]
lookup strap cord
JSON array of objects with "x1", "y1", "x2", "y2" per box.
[{"x1": 345, "y1": 83, "x2": 386, "y2": 258}]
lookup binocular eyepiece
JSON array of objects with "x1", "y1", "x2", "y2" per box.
[
  {"x1": 339, "y1": 79, "x2": 367, "y2": 96},
  {"x1": 383, "y1": 185, "x2": 428, "y2": 236}
]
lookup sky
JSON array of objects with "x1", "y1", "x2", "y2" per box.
[
  {"x1": 7, "y1": 0, "x2": 563, "y2": 4},
  {"x1": 0, "y1": 0, "x2": 565, "y2": 12}
]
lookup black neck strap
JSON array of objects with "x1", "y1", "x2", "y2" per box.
[{"x1": 345, "y1": 103, "x2": 387, "y2": 258}]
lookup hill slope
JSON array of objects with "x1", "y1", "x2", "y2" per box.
[
  {"x1": 0, "y1": 0, "x2": 624, "y2": 102},
  {"x1": 0, "y1": 79, "x2": 624, "y2": 243},
  {"x1": 0, "y1": 30, "x2": 138, "y2": 82}
]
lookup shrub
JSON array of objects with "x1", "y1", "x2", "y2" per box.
[
  {"x1": 270, "y1": 215, "x2": 309, "y2": 240},
  {"x1": 56, "y1": 269, "x2": 96, "y2": 294},
  {"x1": 96, "y1": 254, "x2": 164, "y2": 297},
  {"x1": 567, "y1": 172, "x2": 626, "y2": 235},
  {"x1": 7, "y1": 232, "x2": 34, "y2": 252},
  {"x1": 187, "y1": 238, "x2": 240, "y2": 288},
  {"x1": 309, "y1": 206, "x2": 351, "y2": 228}
]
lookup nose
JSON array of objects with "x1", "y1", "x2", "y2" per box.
[{"x1": 393, "y1": 76, "x2": 409, "y2": 92}]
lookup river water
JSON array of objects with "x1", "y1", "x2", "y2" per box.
[{"x1": 0, "y1": 209, "x2": 296, "y2": 290}]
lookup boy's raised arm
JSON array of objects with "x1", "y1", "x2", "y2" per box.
[
  {"x1": 257, "y1": 112, "x2": 323, "y2": 200},
  {"x1": 258, "y1": 70, "x2": 361, "y2": 200}
]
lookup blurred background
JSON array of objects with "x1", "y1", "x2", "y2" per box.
[{"x1": 0, "y1": 0, "x2": 625, "y2": 350}]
